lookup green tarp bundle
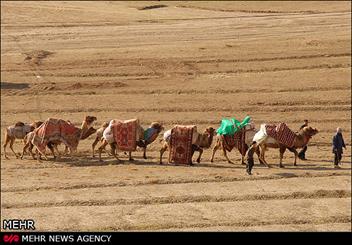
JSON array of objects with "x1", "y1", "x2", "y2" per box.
[{"x1": 216, "y1": 116, "x2": 251, "y2": 135}]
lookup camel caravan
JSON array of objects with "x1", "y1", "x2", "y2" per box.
[{"x1": 3, "y1": 115, "x2": 320, "y2": 171}]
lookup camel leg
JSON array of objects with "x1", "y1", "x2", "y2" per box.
[
  {"x1": 256, "y1": 147, "x2": 265, "y2": 165},
  {"x1": 223, "y1": 146, "x2": 234, "y2": 164},
  {"x1": 98, "y1": 140, "x2": 108, "y2": 162},
  {"x1": 9, "y1": 138, "x2": 19, "y2": 158},
  {"x1": 91, "y1": 137, "x2": 100, "y2": 158},
  {"x1": 279, "y1": 146, "x2": 286, "y2": 168},
  {"x1": 35, "y1": 149, "x2": 42, "y2": 163},
  {"x1": 110, "y1": 143, "x2": 120, "y2": 162},
  {"x1": 143, "y1": 146, "x2": 147, "y2": 159},
  {"x1": 288, "y1": 147, "x2": 298, "y2": 166},
  {"x1": 20, "y1": 141, "x2": 31, "y2": 159},
  {"x1": 54, "y1": 144, "x2": 61, "y2": 159},
  {"x1": 240, "y1": 145, "x2": 249, "y2": 165},
  {"x1": 258, "y1": 145, "x2": 270, "y2": 168},
  {"x1": 240, "y1": 149, "x2": 246, "y2": 165},
  {"x1": 105, "y1": 146, "x2": 113, "y2": 156},
  {"x1": 28, "y1": 144, "x2": 35, "y2": 160},
  {"x1": 196, "y1": 147, "x2": 203, "y2": 164},
  {"x1": 3, "y1": 134, "x2": 11, "y2": 159},
  {"x1": 210, "y1": 141, "x2": 220, "y2": 162},
  {"x1": 64, "y1": 146, "x2": 69, "y2": 156},
  {"x1": 159, "y1": 143, "x2": 168, "y2": 164},
  {"x1": 128, "y1": 151, "x2": 134, "y2": 161},
  {"x1": 293, "y1": 149, "x2": 298, "y2": 166},
  {"x1": 47, "y1": 143, "x2": 56, "y2": 160}
]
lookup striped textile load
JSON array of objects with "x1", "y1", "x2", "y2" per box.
[
  {"x1": 265, "y1": 123, "x2": 296, "y2": 148},
  {"x1": 169, "y1": 125, "x2": 196, "y2": 165},
  {"x1": 222, "y1": 128, "x2": 247, "y2": 155},
  {"x1": 112, "y1": 119, "x2": 139, "y2": 151},
  {"x1": 32, "y1": 118, "x2": 80, "y2": 153}
]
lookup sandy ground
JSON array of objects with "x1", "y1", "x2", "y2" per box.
[{"x1": 1, "y1": 1, "x2": 351, "y2": 231}]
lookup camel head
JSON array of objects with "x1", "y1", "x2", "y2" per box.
[
  {"x1": 150, "y1": 122, "x2": 164, "y2": 133},
  {"x1": 204, "y1": 126, "x2": 216, "y2": 136},
  {"x1": 101, "y1": 122, "x2": 109, "y2": 128},
  {"x1": 302, "y1": 126, "x2": 319, "y2": 137},
  {"x1": 80, "y1": 127, "x2": 97, "y2": 140},
  {"x1": 80, "y1": 116, "x2": 97, "y2": 139},
  {"x1": 84, "y1": 116, "x2": 97, "y2": 127},
  {"x1": 27, "y1": 121, "x2": 44, "y2": 133},
  {"x1": 31, "y1": 121, "x2": 43, "y2": 129}
]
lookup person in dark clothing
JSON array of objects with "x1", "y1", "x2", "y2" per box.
[
  {"x1": 298, "y1": 119, "x2": 309, "y2": 160},
  {"x1": 332, "y1": 127, "x2": 346, "y2": 168},
  {"x1": 246, "y1": 141, "x2": 257, "y2": 175}
]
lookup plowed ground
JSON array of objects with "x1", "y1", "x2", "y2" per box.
[{"x1": 1, "y1": 1, "x2": 351, "y2": 231}]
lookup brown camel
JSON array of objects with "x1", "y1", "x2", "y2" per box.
[
  {"x1": 98, "y1": 121, "x2": 164, "y2": 162},
  {"x1": 3, "y1": 121, "x2": 43, "y2": 159},
  {"x1": 21, "y1": 116, "x2": 97, "y2": 161},
  {"x1": 210, "y1": 127, "x2": 263, "y2": 165},
  {"x1": 159, "y1": 126, "x2": 216, "y2": 165},
  {"x1": 257, "y1": 126, "x2": 319, "y2": 168}
]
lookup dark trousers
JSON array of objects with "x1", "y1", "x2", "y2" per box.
[
  {"x1": 247, "y1": 158, "x2": 254, "y2": 174},
  {"x1": 298, "y1": 145, "x2": 307, "y2": 158},
  {"x1": 334, "y1": 150, "x2": 342, "y2": 166}
]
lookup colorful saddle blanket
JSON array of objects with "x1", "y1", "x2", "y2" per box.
[
  {"x1": 169, "y1": 125, "x2": 196, "y2": 165},
  {"x1": 32, "y1": 118, "x2": 80, "y2": 153},
  {"x1": 222, "y1": 128, "x2": 247, "y2": 155},
  {"x1": 112, "y1": 119, "x2": 138, "y2": 151},
  {"x1": 265, "y1": 123, "x2": 296, "y2": 148}
]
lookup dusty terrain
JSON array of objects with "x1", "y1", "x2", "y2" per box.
[{"x1": 1, "y1": 1, "x2": 351, "y2": 231}]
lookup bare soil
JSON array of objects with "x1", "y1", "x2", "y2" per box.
[{"x1": 1, "y1": 1, "x2": 351, "y2": 231}]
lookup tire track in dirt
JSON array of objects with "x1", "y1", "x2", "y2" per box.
[
  {"x1": 190, "y1": 52, "x2": 351, "y2": 64},
  {"x1": 1, "y1": 117, "x2": 349, "y2": 128},
  {"x1": 1, "y1": 105, "x2": 350, "y2": 115},
  {"x1": 3, "y1": 53, "x2": 350, "y2": 72},
  {"x1": 21, "y1": 63, "x2": 349, "y2": 78},
  {"x1": 123, "y1": 215, "x2": 351, "y2": 231},
  {"x1": 4, "y1": 85, "x2": 350, "y2": 96},
  {"x1": 3, "y1": 189, "x2": 350, "y2": 209},
  {"x1": 175, "y1": 5, "x2": 349, "y2": 15},
  {"x1": 2, "y1": 172, "x2": 349, "y2": 193}
]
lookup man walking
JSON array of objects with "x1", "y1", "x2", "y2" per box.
[
  {"x1": 298, "y1": 119, "x2": 309, "y2": 160},
  {"x1": 332, "y1": 127, "x2": 346, "y2": 168},
  {"x1": 245, "y1": 141, "x2": 257, "y2": 175}
]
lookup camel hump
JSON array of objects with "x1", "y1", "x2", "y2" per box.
[
  {"x1": 150, "y1": 122, "x2": 163, "y2": 131},
  {"x1": 15, "y1": 121, "x2": 25, "y2": 127}
]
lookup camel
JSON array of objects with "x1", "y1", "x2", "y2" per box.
[
  {"x1": 21, "y1": 116, "x2": 97, "y2": 162},
  {"x1": 210, "y1": 125, "x2": 264, "y2": 165},
  {"x1": 91, "y1": 121, "x2": 110, "y2": 157},
  {"x1": 3, "y1": 121, "x2": 43, "y2": 159},
  {"x1": 98, "y1": 121, "x2": 164, "y2": 162},
  {"x1": 159, "y1": 126, "x2": 216, "y2": 165},
  {"x1": 254, "y1": 125, "x2": 319, "y2": 168}
]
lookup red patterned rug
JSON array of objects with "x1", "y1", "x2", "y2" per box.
[
  {"x1": 265, "y1": 123, "x2": 296, "y2": 148},
  {"x1": 112, "y1": 119, "x2": 138, "y2": 151},
  {"x1": 222, "y1": 129, "x2": 247, "y2": 155},
  {"x1": 169, "y1": 125, "x2": 195, "y2": 165},
  {"x1": 32, "y1": 118, "x2": 80, "y2": 153}
]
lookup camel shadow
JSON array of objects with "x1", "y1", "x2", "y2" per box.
[
  {"x1": 308, "y1": 159, "x2": 351, "y2": 164},
  {"x1": 52, "y1": 155, "x2": 247, "y2": 169},
  {"x1": 270, "y1": 162, "x2": 352, "y2": 171},
  {"x1": 1, "y1": 82, "x2": 30, "y2": 89},
  {"x1": 295, "y1": 166, "x2": 351, "y2": 171},
  {"x1": 273, "y1": 172, "x2": 298, "y2": 178}
]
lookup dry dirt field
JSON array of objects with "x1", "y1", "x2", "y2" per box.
[{"x1": 1, "y1": 1, "x2": 351, "y2": 231}]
